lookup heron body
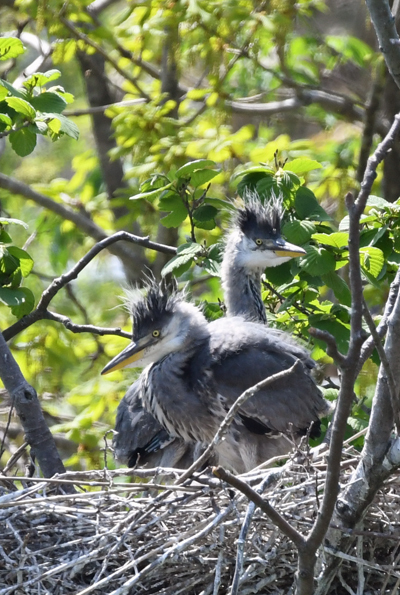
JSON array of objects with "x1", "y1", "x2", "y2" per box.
[{"x1": 103, "y1": 283, "x2": 330, "y2": 473}]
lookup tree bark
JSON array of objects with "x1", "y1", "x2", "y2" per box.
[{"x1": 0, "y1": 332, "x2": 75, "y2": 493}]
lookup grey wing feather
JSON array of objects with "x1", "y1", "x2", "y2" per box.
[
  {"x1": 113, "y1": 381, "x2": 191, "y2": 468},
  {"x1": 209, "y1": 318, "x2": 331, "y2": 434}
]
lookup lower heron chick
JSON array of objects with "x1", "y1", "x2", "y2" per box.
[{"x1": 102, "y1": 282, "x2": 330, "y2": 473}]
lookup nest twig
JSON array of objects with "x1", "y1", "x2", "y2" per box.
[{"x1": 0, "y1": 444, "x2": 399, "y2": 594}]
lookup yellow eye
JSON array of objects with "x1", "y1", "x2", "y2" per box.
[
  {"x1": 152, "y1": 330, "x2": 160, "y2": 337},
  {"x1": 255, "y1": 239, "x2": 263, "y2": 246}
]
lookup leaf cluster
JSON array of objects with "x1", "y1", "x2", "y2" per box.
[{"x1": 0, "y1": 38, "x2": 79, "y2": 156}]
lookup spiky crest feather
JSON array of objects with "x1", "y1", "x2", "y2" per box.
[{"x1": 235, "y1": 190, "x2": 284, "y2": 238}]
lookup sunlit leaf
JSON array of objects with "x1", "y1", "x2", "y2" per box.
[{"x1": 0, "y1": 38, "x2": 25, "y2": 61}]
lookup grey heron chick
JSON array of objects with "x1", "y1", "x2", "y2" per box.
[
  {"x1": 113, "y1": 381, "x2": 196, "y2": 468},
  {"x1": 102, "y1": 282, "x2": 330, "y2": 473},
  {"x1": 221, "y1": 192, "x2": 305, "y2": 322}
]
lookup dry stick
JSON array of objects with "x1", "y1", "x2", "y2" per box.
[
  {"x1": 3, "y1": 230, "x2": 176, "y2": 341},
  {"x1": 213, "y1": 467, "x2": 304, "y2": 550},
  {"x1": 362, "y1": 297, "x2": 400, "y2": 433},
  {"x1": 175, "y1": 361, "x2": 300, "y2": 486},
  {"x1": 357, "y1": 267, "x2": 400, "y2": 375},
  {"x1": 230, "y1": 469, "x2": 281, "y2": 595},
  {"x1": 0, "y1": 332, "x2": 75, "y2": 493}
]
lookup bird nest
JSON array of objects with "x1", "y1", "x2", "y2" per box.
[{"x1": 0, "y1": 441, "x2": 400, "y2": 595}]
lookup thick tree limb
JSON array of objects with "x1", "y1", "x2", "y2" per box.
[
  {"x1": 3, "y1": 231, "x2": 176, "y2": 341},
  {"x1": 365, "y1": 0, "x2": 400, "y2": 91},
  {"x1": 0, "y1": 332, "x2": 75, "y2": 492}
]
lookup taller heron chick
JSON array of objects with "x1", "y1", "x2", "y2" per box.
[
  {"x1": 221, "y1": 193, "x2": 305, "y2": 322},
  {"x1": 102, "y1": 282, "x2": 330, "y2": 473}
]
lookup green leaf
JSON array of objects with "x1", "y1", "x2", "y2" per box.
[
  {"x1": 176, "y1": 242, "x2": 203, "y2": 256},
  {"x1": 30, "y1": 92, "x2": 67, "y2": 114},
  {"x1": 0, "y1": 79, "x2": 25, "y2": 99},
  {"x1": 322, "y1": 271, "x2": 351, "y2": 306},
  {"x1": 7, "y1": 246, "x2": 34, "y2": 276},
  {"x1": 203, "y1": 258, "x2": 220, "y2": 276},
  {"x1": 237, "y1": 172, "x2": 272, "y2": 197},
  {"x1": 339, "y1": 214, "x2": 377, "y2": 231},
  {"x1": 9, "y1": 128, "x2": 37, "y2": 156},
  {"x1": 9, "y1": 127, "x2": 36, "y2": 156},
  {"x1": 0, "y1": 38, "x2": 25, "y2": 61},
  {"x1": 46, "y1": 113, "x2": 79, "y2": 139},
  {"x1": 0, "y1": 113, "x2": 12, "y2": 126},
  {"x1": 284, "y1": 158, "x2": 322, "y2": 175},
  {"x1": 193, "y1": 205, "x2": 218, "y2": 222},
  {"x1": 367, "y1": 195, "x2": 394, "y2": 210},
  {"x1": 312, "y1": 232, "x2": 348, "y2": 249},
  {"x1": 158, "y1": 194, "x2": 183, "y2": 212},
  {"x1": 0, "y1": 287, "x2": 26, "y2": 306},
  {"x1": 0, "y1": 229, "x2": 12, "y2": 243},
  {"x1": 263, "y1": 261, "x2": 293, "y2": 285},
  {"x1": 360, "y1": 246, "x2": 384, "y2": 278},
  {"x1": 194, "y1": 219, "x2": 216, "y2": 230},
  {"x1": 10, "y1": 287, "x2": 35, "y2": 318},
  {"x1": 5, "y1": 97, "x2": 36, "y2": 119},
  {"x1": 130, "y1": 182, "x2": 173, "y2": 201},
  {"x1": 0, "y1": 87, "x2": 8, "y2": 101},
  {"x1": 161, "y1": 254, "x2": 194, "y2": 276},
  {"x1": 189, "y1": 168, "x2": 219, "y2": 187},
  {"x1": 299, "y1": 246, "x2": 336, "y2": 276},
  {"x1": 176, "y1": 159, "x2": 217, "y2": 177},
  {"x1": 22, "y1": 70, "x2": 61, "y2": 88},
  {"x1": 282, "y1": 220, "x2": 315, "y2": 244},
  {"x1": 204, "y1": 197, "x2": 235, "y2": 210},
  {"x1": 295, "y1": 187, "x2": 331, "y2": 221},
  {"x1": 0, "y1": 217, "x2": 28, "y2": 228},
  {"x1": 160, "y1": 204, "x2": 188, "y2": 227}
]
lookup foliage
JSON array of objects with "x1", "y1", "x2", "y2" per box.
[{"x1": 0, "y1": 38, "x2": 78, "y2": 156}]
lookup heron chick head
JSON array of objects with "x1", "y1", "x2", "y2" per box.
[
  {"x1": 101, "y1": 281, "x2": 206, "y2": 375},
  {"x1": 234, "y1": 191, "x2": 305, "y2": 269}
]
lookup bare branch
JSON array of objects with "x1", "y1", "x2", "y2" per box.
[
  {"x1": 308, "y1": 327, "x2": 346, "y2": 366},
  {"x1": 44, "y1": 311, "x2": 130, "y2": 339},
  {"x1": 3, "y1": 231, "x2": 175, "y2": 340},
  {"x1": 213, "y1": 466, "x2": 305, "y2": 549},
  {"x1": 357, "y1": 266, "x2": 400, "y2": 373},
  {"x1": 354, "y1": 113, "x2": 400, "y2": 215},
  {"x1": 362, "y1": 297, "x2": 400, "y2": 433},
  {"x1": 64, "y1": 99, "x2": 146, "y2": 117},
  {"x1": 365, "y1": 0, "x2": 400, "y2": 91}
]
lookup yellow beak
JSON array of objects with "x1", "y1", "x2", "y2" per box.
[{"x1": 101, "y1": 339, "x2": 151, "y2": 375}]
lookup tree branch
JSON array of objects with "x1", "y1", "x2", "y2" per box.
[
  {"x1": 3, "y1": 231, "x2": 176, "y2": 341},
  {"x1": 0, "y1": 332, "x2": 75, "y2": 492},
  {"x1": 0, "y1": 173, "x2": 174, "y2": 278},
  {"x1": 213, "y1": 466, "x2": 305, "y2": 549},
  {"x1": 365, "y1": 0, "x2": 400, "y2": 91}
]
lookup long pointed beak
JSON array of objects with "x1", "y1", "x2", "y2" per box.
[
  {"x1": 101, "y1": 338, "x2": 154, "y2": 375},
  {"x1": 273, "y1": 239, "x2": 306, "y2": 258}
]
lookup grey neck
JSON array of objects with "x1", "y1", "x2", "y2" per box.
[{"x1": 221, "y1": 231, "x2": 267, "y2": 324}]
